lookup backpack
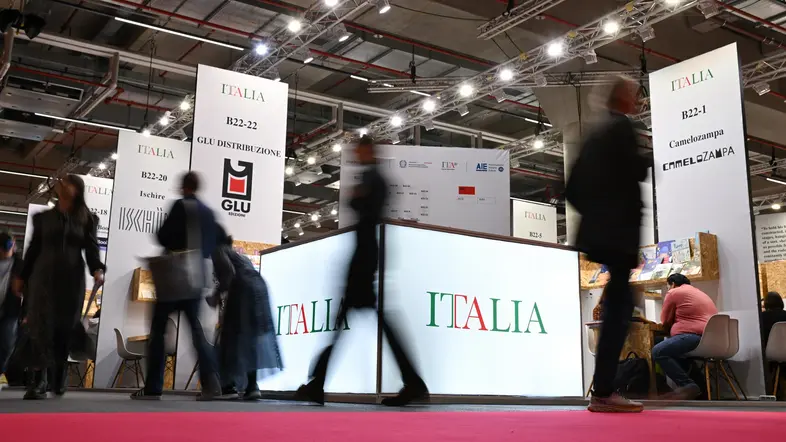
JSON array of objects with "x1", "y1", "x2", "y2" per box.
[{"x1": 613, "y1": 352, "x2": 650, "y2": 398}]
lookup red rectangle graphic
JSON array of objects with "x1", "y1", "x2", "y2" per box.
[{"x1": 458, "y1": 186, "x2": 476, "y2": 195}]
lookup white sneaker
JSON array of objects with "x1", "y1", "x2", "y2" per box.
[{"x1": 0, "y1": 374, "x2": 8, "y2": 391}]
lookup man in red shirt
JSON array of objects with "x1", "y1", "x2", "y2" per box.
[{"x1": 652, "y1": 273, "x2": 718, "y2": 399}]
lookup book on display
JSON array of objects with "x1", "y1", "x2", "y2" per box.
[
  {"x1": 671, "y1": 238, "x2": 691, "y2": 264},
  {"x1": 656, "y1": 240, "x2": 675, "y2": 264},
  {"x1": 651, "y1": 263, "x2": 673, "y2": 280},
  {"x1": 639, "y1": 259, "x2": 660, "y2": 281}
]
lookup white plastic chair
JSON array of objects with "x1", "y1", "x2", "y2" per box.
[
  {"x1": 766, "y1": 322, "x2": 786, "y2": 396},
  {"x1": 112, "y1": 329, "x2": 145, "y2": 388},
  {"x1": 686, "y1": 314, "x2": 731, "y2": 400},
  {"x1": 720, "y1": 319, "x2": 746, "y2": 399},
  {"x1": 585, "y1": 326, "x2": 598, "y2": 397}
]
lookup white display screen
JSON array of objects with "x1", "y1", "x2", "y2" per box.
[
  {"x1": 380, "y1": 225, "x2": 583, "y2": 397},
  {"x1": 258, "y1": 231, "x2": 378, "y2": 393}
]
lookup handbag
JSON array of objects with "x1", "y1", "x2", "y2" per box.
[
  {"x1": 145, "y1": 200, "x2": 207, "y2": 302},
  {"x1": 613, "y1": 352, "x2": 650, "y2": 398}
]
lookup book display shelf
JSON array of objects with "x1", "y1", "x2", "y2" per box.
[{"x1": 579, "y1": 232, "x2": 720, "y2": 293}]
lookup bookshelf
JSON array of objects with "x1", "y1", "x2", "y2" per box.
[
  {"x1": 579, "y1": 232, "x2": 719, "y2": 292},
  {"x1": 759, "y1": 260, "x2": 786, "y2": 301}
]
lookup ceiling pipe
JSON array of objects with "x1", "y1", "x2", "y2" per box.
[
  {"x1": 289, "y1": 103, "x2": 339, "y2": 148},
  {"x1": 717, "y1": 1, "x2": 786, "y2": 36},
  {"x1": 0, "y1": 29, "x2": 15, "y2": 82},
  {"x1": 306, "y1": 103, "x2": 344, "y2": 149}
]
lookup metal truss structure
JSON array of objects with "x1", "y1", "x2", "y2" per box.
[
  {"x1": 290, "y1": 0, "x2": 700, "y2": 180},
  {"x1": 153, "y1": 0, "x2": 369, "y2": 138},
  {"x1": 742, "y1": 49, "x2": 786, "y2": 89},
  {"x1": 477, "y1": 0, "x2": 569, "y2": 40},
  {"x1": 282, "y1": 202, "x2": 339, "y2": 237}
]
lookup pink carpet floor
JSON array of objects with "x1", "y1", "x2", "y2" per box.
[{"x1": 2, "y1": 410, "x2": 784, "y2": 441}]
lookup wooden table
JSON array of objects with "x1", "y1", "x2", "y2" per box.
[
  {"x1": 586, "y1": 320, "x2": 664, "y2": 397},
  {"x1": 128, "y1": 335, "x2": 149, "y2": 343}
]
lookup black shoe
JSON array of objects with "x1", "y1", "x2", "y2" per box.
[
  {"x1": 23, "y1": 388, "x2": 47, "y2": 400},
  {"x1": 381, "y1": 383, "x2": 429, "y2": 407},
  {"x1": 130, "y1": 389, "x2": 162, "y2": 401},
  {"x1": 295, "y1": 382, "x2": 325, "y2": 405},
  {"x1": 243, "y1": 389, "x2": 262, "y2": 401},
  {"x1": 24, "y1": 371, "x2": 48, "y2": 400},
  {"x1": 197, "y1": 374, "x2": 221, "y2": 402}
]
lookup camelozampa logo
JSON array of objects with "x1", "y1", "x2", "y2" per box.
[
  {"x1": 221, "y1": 159, "x2": 253, "y2": 217},
  {"x1": 137, "y1": 144, "x2": 175, "y2": 159},
  {"x1": 221, "y1": 84, "x2": 265, "y2": 102},
  {"x1": 671, "y1": 68, "x2": 714, "y2": 92},
  {"x1": 426, "y1": 291, "x2": 546, "y2": 334},
  {"x1": 275, "y1": 299, "x2": 350, "y2": 335}
]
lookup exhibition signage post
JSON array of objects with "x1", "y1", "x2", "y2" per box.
[
  {"x1": 94, "y1": 132, "x2": 192, "y2": 388},
  {"x1": 339, "y1": 145, "x2": 511, "y2": 236},
  {"x1": 650, "y1": 43, "x2": 764, "y2": 395},
  {"x1": 511, "y1": 198, "x2": 558, "y2": 243}
]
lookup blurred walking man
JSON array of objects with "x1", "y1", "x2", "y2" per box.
[
  {"x1": 296, "y1": 136, "x2": 428, "y2": 407},
  {"x1": 565, "y1": 77, "x2": 649, "y2": 413}
]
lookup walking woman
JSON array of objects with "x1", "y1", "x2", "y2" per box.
[
  {"x1": 211, "y1": 227, "x2": 282, "y2": 400},
  {"x1": 17, "y1": 175, "x2": 104, "y2": 399}
]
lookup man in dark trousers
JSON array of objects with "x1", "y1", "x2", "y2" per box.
[
  {"x1": 0, "y1": 232, "x2": 23, "y2": 390},
  {"x1": 297, "y1": 136, "x2": 428, "y2": 407},
  {"x1": 131, "y1": 171, "x2": 220, "y2": 401},
  {"x1": 565, "y1": 77, "x2": 649, "y2": 413}
]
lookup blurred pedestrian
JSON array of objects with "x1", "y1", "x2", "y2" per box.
[
  {"x1": 565, "y1": 76, "x2": 649, "y2": 413},
  {"x1": 296, "y1": 135, "x2": 428, "y2": 407},
  {"x1": 0, "y1": 232, "x2": 23, "y2": 391},
  {"x1": 131, "y1": 171, "x2": 220, "y2": 401},
  {"x1": 210, "y1": 226, "x2": 282, "y2": 400},
  {"x1": 17, "y1": 175, "x2": 105, "y2": 399}
]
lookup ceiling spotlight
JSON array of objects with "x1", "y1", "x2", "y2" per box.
[
  {"x1": 534, "y1": 73, "x2": 547, "y2": 87},
  {"x1": 111, "y1": 152, "x2": 118, "y2": 160},
  {"x1": 376, "y1": 0, "x2": 391, "y2": 14},
  {"x1": 359, "y1": 128, "x2": 368, "y2": 136},
  {"x1": 324, "y1": 0, "x2": 339, "y2": 6},
  {"x1": 603, "y1": 20, "x2": 620, "y2": 35},
  {"x1": 697, "y1": 0, "x2": 720, "y2": 18},
  {"x1": 47, "y1": 200, "x2": 55, "y2": 208},
  {"x1": 255, "y1": 43, "x2": 269, "y2": 55},
  {"x1": 499, "y1": 68, "x2": 514, "y2": 81},
  {"x1": 773, "y1": 203, "x2": 782, "y2": 211},
  {"x1": 332, "y1": 143, "x2": 342, "y2": 152},
  {"x1": 307, "y1": 156, "x2": 316, "y2": 165},
  {"x1": 159, "y1": 115, "x2": 170, "y2": 126},
  {"x1": 391, "y1": 115, "x2": 403, "y2": 127},
  {"x1": 423, "y1": 120, "x2": 435, "y2": 131},
  {"x1": 98, "y1": 163, "x2": 106, "y2": 170},
  {"x1": 422, "y1": 99, "x2": 436, "y2": 112},
  {"x1": 459, "y1": 84, "x2": 474, "y2": 97},
  {"x1": 179, "y1": 100, "x2": 190, "y2": 110},
  {"x1": 294, "y1": 222, "x2": 301, "y2": 228},
  {"x1": 303, "y1": 56, "x2": 314, "y2": 64},
  {"x1": 636, "y1": 24, "x2": 655, "y2": 42},
  {"x1": 298, "y1": 229, "x2": 305, "y2": 236},
  {"x1": 285, "y1": 166, "x2": 294, "y2": 175},
  {"x1": 339, "y1": 34, "x2": 351, "y2": 42},
  {"x1": 331, "y1": 208, "x2": 338, "y2": 216},
  {"x1": 311, "y1": 213, "x2": 319, "y2": 221},
  {"x1": 582, "y1": 49, "x2": 598, "y2": 64},
  {"x1": 142, "y1": 128, "x2": 151, "y2": 137},
  {"x1": 533, "y1": 138, "x2": 545, "y2": 149},
  {"x1": 288, "y1": 19, "x2": 302, "y2": 33},
  {"x1": 315, "y1": 222, "x2": 321, "y2": 229},
  {"x1": 547, "y1": 41, "x2": 564, "y2": 57},
  {"x1": 494, "y1": 93, "x2": 507, "y2": 103},
  {"x1": 457, "y1": 104, "x2": 470, "y2": 117},
  {"x1": 754, "y1": 82, "x2": 771, "y2": 96}
]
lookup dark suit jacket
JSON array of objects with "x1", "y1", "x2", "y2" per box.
[
  {"x1": 157, "y1": 196, "x2": 217, "y2": 259},
  {"x1": 565, "y1": 112, "x2": 649, "y2": 269}
]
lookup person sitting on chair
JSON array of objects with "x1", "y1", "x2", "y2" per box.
[{"x1": 651, "y1": 273, "x2": 717, "y2": 400}]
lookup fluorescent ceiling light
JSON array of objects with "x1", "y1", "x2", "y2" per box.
[
  {"x1": 524, "y1": 117, "x2": 553, "y2": 127},
  {"x1": 34, "y1": 113, "x2": 137, "y2": 133},
  {"x1": 767, "y1": 177, "x2": 786, "y2": 186},
  {"x1": 0, "y1": 210, "x2": 27, "y2": 216},
  {"x1": 303, "y1": 56, "x2": 314, "y2": 64},
  {"x1": 339, "y1": 34, "x2": 350, "y2": 42},
  {"x1": 0, "y1": 169, "x2": 48, "y2": 179},
  {"x1": 283, "y1": 209, "x2": 306, "y2": 215},
  {"x1": 114, "y1": 17, "x2": 244, "y2": 51},
  {"x1": 350, "y1": 75, "x2": 369, "y2": 82},
  {"x1": 410, "y1": 90, "x2": 431, "y2": 97}
]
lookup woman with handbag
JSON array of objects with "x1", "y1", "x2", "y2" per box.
[{"x1": 16, "y1": 175, "x2": 105, "y2": 399}]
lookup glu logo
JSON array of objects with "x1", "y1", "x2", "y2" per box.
[{"x1": 221, "y1": 159, "x2": 253, "y2": 217}]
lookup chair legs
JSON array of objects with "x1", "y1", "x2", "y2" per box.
[
  {"x1": 718, "y1": 363, "x2": 740, "y2": 400},
  {"x1": 184, "y1": 362, "x2": 199, "y2": 390},
  {"x1": 723, "y1": 361, "x2": 747, "y2": 400},
  {"x1": 112, "y1": 359, "x2": 145, "y2": 388},
  {"x1": 774, "y1": 364, "x2": 781, "y2": 397},
  {"x1": 585, "y1": 379, "x2": 594, "y2": 398},
  {"x1": 704, "y1": 362, "x2": 712, "y2": 400}
]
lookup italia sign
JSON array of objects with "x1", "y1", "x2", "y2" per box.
[
  {"x1": 426, "y1": 291, "x2": 546, "y2": 334},
  {"x1": 275, "y1": 299, "x2": 350, "y2": 335},
  {"x1": 671, "y1": 68, "x2": 714, "y2": 92}
]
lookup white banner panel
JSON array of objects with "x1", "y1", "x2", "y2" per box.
[
  {"x1": 651, "y1": 43, "x2": 763, "y2": 395},
  {"x1": 191, "y1": 64, "x2": 288, "y2": 247},
  {"x1": 512, "y1": 199, "x2": 557, "y2": 243},
  {"x1": 258, "y1": 232, "x2": 377, "y2": 393},
  {"x1": 23, "y1": 204, "x2": 47, "y2": 254},
  {"x1": 94, "y1": 132, "x2": 191, "y2": 388},
  {"x1": 381, "y1": 224, "x2": 582, "y2": 396},
  {"x1": 81, "y1": 175, "x2": 113, "y2": 239},
  {"x1": 339, "y1": 145, "x2": 510, "y2": 236},
  {"x1": 755, "y1": 213, "x2": 786, "y2": 262}
]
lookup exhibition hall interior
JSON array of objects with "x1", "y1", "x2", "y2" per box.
[{"x1": 3, "y1": 0, "x2": 786, "y2": 440}]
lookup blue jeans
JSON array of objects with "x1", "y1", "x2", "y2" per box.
[
  {"x1": 0, "y1": 313, "x2": 17, "y2": 374},
  {"x1": 652, "y1": 333, "x2": 702, "y2": 388}
]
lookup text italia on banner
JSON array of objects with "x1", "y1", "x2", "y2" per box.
[
  {"x1": 93, "y1": 132, "x2": 192, "y2": 388},
  {"x1": 190, "y1": 64, "x2": 288, "y2": 249}
]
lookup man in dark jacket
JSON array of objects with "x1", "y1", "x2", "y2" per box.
[
  {"x1": 132, "y1": 172, "x2": 220, "y2": 401},
  {"x1": 566, "y1": 77, "x2": 649, "y2": 413},
  {"x1": 297, "y1": 136, "x2": 428, "y2": 407},
  {"x1": 0, "y1": 232, "x2": 22, "y2": 389}
]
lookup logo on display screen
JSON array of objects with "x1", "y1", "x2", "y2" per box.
[
  {"x1": 137, "y1": 144, "x2": 175, "y2": 159},
  {"x1": 426, "y1": 291, "x2": 546, "y2": 334},
  {"x1": 670, "y1": 68, "x2": 714, "y2": 92},
  {"x1": 221, "y1": 83, "x2": 265, "y2": 102},
  {"x1": 117, "y1": 207, "x2": 167, "y2": 233},
  {"x1": 476, "y1": 163, "x2": 505, "y2": 173},
  {"x1": 221, "y1": 159, "x2": 253, "y2": 216},
  {"x1": 275, "y1": 299, "x2": 350, "y2": 335},
  {"x1": 441, "y1": 162, "x2": 458, "y2": 171}
]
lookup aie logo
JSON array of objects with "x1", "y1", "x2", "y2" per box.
[
  {"x1": 221, "y1": 159, "x2": 253, "y2": 217},
  {"x1": 399, "y1": 160, "x2": 407, "y2": 168},
  {"x1": 671, "y1": 68, "x2": 713, "y2": 92},
  {"x1": 275, "y1": 299, "x2": 350, "y2": 335},
  {"x1": 441, "y1": 161, "x2": 458, "y2": 171},
  {"x1": 426, "y1": 291, "x2": 546, "y2": 334},
  {"x1": 221, "y1": 83, "x2": 265, "y2": 102},
  {"x1": 137, "y1": 144, "x2": 175, "y2": 159},
  {"x1": 476, "y1": 163, "x2": 488, "y2": 172}
]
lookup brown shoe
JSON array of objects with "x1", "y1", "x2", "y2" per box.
[{"x1": 588, "y1": 393, "x2": 643, "y2": 413}]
